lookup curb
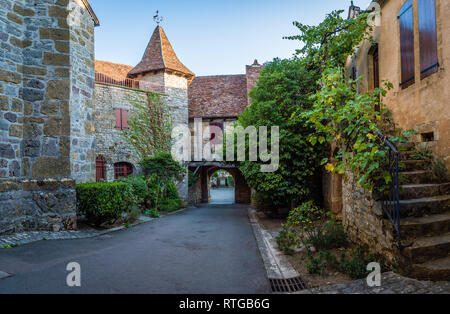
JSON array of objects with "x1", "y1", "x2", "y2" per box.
[{"x1": 248, "y1": 208, "x2": 300, "y2": 280}]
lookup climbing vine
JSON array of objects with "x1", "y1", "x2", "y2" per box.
[{"x1": 287, "y1": 10, "x2": 415, "y2": 191}]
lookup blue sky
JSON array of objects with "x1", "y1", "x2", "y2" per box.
[{"x1": 92, "y1": 0, "x2": 372, "y2": 76}]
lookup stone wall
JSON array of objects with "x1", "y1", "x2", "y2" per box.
[
  {"x1": 0, "y1": 0, "x2": 94, "y2": 234},
  {"x1": 69, "y1": 0, "x2": 96, "y2": 183},
  {"x1": 342, "y1": 170, "x2": 398, "y2": 266},
  {"x1": 349, "y1": 0, "x2": 450, "y2": 167},
  {"x1": 93, "y1": 83, "x2": 148, "y2": 181}
]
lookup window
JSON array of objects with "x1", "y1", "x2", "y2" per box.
[
  {"x1": 418, "y1": 0, "x2": 438, "y2": 79},
  {"x1": 210, "y1": 122, "x2": 224, "y2": 145},
  {"x1": 114, "y1": 162, "x2": 133, "y2": 179},
  {"x1": 96, "y1": 155, "x2": 106, "y2": 182},
  {"x1": 399, "y1": 0, "x2": 415, "y2": 89},
  {"x1": 370, "y1": 46, "x2": 380, "y2": 90},
  {"x1": 114, "y1": 108, "x2": 129, "y2": 130}
]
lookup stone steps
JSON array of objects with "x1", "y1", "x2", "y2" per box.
[
  {"x1": 399, "y1": 150, "x2": 416, "y2": 160},
  {"x1": 403, "y1": 233, "x2": 450, "y2": 264},
  {"x1": 397, "y1": 142, "x2": 416, "y2": 151},
  {"x1": 401, "y1": 212, "x2": 450, "y2": 238},
  {"x1": 398, "y1": 194, "x2": 450, "y2": 217},
  {"x1": 400, "y1": 160, "x2": 428, "y2": 172},
  {"x1": 409, "y1": 256, "x2": 450, "y2": 281},
  {"x1": 400, "y1": 183, "x2": 450, "y2": 200},
  {"x1": 399, "y1": 170, "x2": 431, "y2": 185}
]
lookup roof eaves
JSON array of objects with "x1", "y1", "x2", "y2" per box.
[{"x1": 80, "y1": 0, "x2": 100, "y2": 27}]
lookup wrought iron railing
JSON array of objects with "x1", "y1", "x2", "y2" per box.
[
  {"x1": 95, "y1": 72, "x2": 164, "y2": 93},
  {"x1": 376, "y1": 130, "x2": 401, "y2": 248}
]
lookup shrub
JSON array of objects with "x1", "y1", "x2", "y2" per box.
[
  {"x1": 146, "y1": 174, "x2": 162, "y2": 210},
  {"x1": 126, "y1": 204, "x2": 142, "y2": 223},
  {"x1": 159, "y1": 198, "x2": 182, "y2": 212},
  {"x1": 411, "y1": 145, "x2": 432, "y2": 161},
  {"x1": 145, "y1": 209, "x2": 160, "y2": 218},
  {"x1": 427, "y1": 158, "x2": 449, "y2": 183},
  {"x1": 251, "y1": 191, "x2": 276, "y2": 213},
  {"x1": 309, "y1": 220, "x2": 347, "y2": 251},
  {"x1": 188, "y1": 170, "x2": 199, "y2": 187},
  {"x1": 118, "y1": 175, "x2": 149, "y2": 208},
  {"x1": 77, "y1": 182, "x2": 131, "y2": 226},
  {"x1": 165, "y1": 180, "x2": 180, "y2": 199},
  {"x1": 140, "y1": 152, "x2": 186, "y2": 184},
  {"x1": 276, "y1": 228, "x2": 297, "y2": 255}
]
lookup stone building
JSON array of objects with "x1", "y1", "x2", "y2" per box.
[
  {"x1": 325, "y1": 0, "x2": 450, "y2": 280},
  {"x1": 0, "y1": 0, "x2": 98, "y2": 234},
  {"x1": 0, "y1": 1, "x2": 262, "y2": 234},
  {"x1": 94, "y1": 29, "x2": 263, "y2": 205}
]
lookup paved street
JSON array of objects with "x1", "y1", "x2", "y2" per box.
[
  {"x1": 210, "y1": 188, "x2": 235, "y2": 204},
  {"x1": 0, "y1": 204, "x2": 270, "y2": 294}
]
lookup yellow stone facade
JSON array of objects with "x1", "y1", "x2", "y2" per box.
[{"x1": 348, "y1": 0, "x2": 449, "y2": 166}]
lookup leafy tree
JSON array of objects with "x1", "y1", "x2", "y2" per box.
[
  {"x1": 287, "y1": 10, "x2": 414, "y2": 191},
  {"x1": 140, "y1": 152, "x2": 186, "y2": 185},
  {"x1": 120, "y1": 93, "x2": 173, "y2": 159},
  {"x1": 236, "y1": 58, "x2": 326, "y2": 207}
]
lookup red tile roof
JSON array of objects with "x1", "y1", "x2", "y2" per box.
[
  {"x1": 188, "y1": 75, "x2": 248, "y2": 118},
  {"x1": 128, "y1": 26, "x2": 194, "y2": 79},
  {"x1": 95, "y1": 60, "x2": 134, "y2": 81}
]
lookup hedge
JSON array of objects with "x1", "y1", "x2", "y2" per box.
[{"x1": 76, "y1": 182, "x2": 131, "y2": 225}]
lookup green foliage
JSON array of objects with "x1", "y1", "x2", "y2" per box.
[
  {"x1": 126, "y1": 205, "x2": 142, "y2": 223},
  {"x1": 411, "y1": 145, "x2": 432, "y2": 160},
  {"x1": 277, "y1": 201, "x2": 347, "y2": 260},
  {"x1": 117, "y1": 175, "x2": 149, "y2": 209},
  {"x1": 275, "y1": 229, "x2": 297, "y2": 255},
  {"x1": 76, "y1": 182, "x2": 131, "y2": 226},
  {"x1": 286, "y1": 8, "x2": 416, "y2": 192},
  {"x1": 285, "y1": 10, "x2": 371, "y2": 70},
  {"x1": 309, "y1": 220, "x2": 347, "y2": 251},
  {"x1": 159, "y1": 198, "x2": 182, "y2": 212},
  {"x1": 427, "y1": 157, "x2": 449, "y2": 183},
  {"x1": 165, "y1": 180, "x2": 180, "y2": 199},
  {"x1": 119, "y1": 93, "x2": 173, "y2": 159},
  {"x1": 145, "y1": 209, "x2": 160, "y2": 218},
  {"x1": 146, "y1": 174, "x2": 162, "y2": 210},
  {"x1": 188, "y1": 170, "x2": 199, "y2": 187},
  {"x1": 237, "y1": 58, "x2": 326, "y2": 206},
  {"x1": 305, "y1": 246, "x2": 383, "y2": 279},
  {"x1": 140, "y1": 152, "x2": 186, "y2": 184}
]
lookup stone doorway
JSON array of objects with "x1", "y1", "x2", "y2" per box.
[{"x1": 188, "y1": 162, "x2": 251, "y2": 205}]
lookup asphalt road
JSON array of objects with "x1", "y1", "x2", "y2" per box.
[{"x1": 0, "y1": 204, "x2": 270, "y2": 294}]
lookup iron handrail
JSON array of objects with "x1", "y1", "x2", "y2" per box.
[{"x1": 376, "y1": 130, "x2": 401, "y2": 248}]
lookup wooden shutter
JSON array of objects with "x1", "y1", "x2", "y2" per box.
[
  {"x1": 418, "y1": 0, "x2": 438, "y2": 79},
  {"x1": 399, "y1": 0, "x2": 415, "y2": 88},
  {"x1": 96, "y1": 155, "x2": 105, "y2": 182},
  {"x1": 121, "y1": 109, "x2": 129, "y2": 129},
  {"x1": 114, "y1": 108, "x2": 122, "y2": 129}
]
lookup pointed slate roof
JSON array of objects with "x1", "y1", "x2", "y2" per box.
[{"x1": 128, "y1": 26, "x2": 194, "y2": 79}]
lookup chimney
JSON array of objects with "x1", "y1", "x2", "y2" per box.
[{"x1": 246, "y1": 59, "x2": 264, "y2": 105}]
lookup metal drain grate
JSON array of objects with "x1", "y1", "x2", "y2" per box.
[{"x1": 269, "y1": 277, "x2": 307, "y2": 293}]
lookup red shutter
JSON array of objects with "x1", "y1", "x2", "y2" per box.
[
  {"x1": 96, "y1": 155, "x2": 106, "y2": 182},
  {"x1": 121, "y1": 109, "x2": 129, "y2": 129},
  {"x1": 418, "y1": 0, "x2": 438, "y2": 79},
  {"x1": 114, "y1": 108, "x2": 122, "y2": 129},
  {"x1": 399, "y1": 0, "x2": 415, "y2": 89}
]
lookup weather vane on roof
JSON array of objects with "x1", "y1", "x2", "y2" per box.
[{"x1": 154, "y1": 10, "x2": 163, "y2": 25}]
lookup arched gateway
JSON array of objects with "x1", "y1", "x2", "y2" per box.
[{"x1": 188, "y1": 162, "x2": 251, "y2": 205}]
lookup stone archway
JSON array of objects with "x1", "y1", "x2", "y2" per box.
[{"x1": 188, "y1": 162, "x2": 251, "y2": 205}]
